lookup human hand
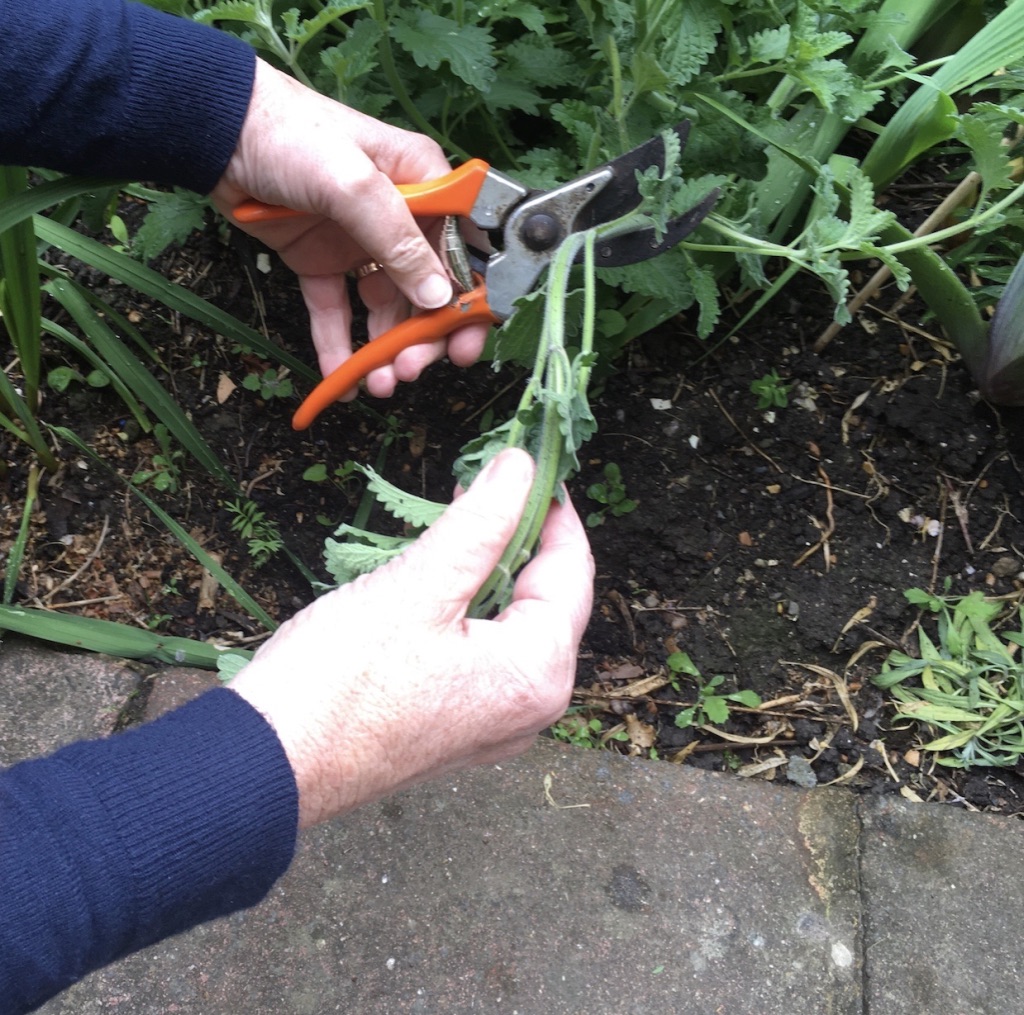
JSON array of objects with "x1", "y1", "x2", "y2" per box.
[
  {"x1": 228, "y1": 449, "x2": 594, "y2": 829},
  {"x1": 210, "y1": 59, "x2": 490, "y2": 397}
]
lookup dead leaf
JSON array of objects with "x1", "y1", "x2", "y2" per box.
[
  {"x1": 625, "y1": 714, "x2": 656, "y2": 749},
  {"x1": 831, "y1": 596, "x2": 877, "y2": 652},
  {"x1": 198, "y1": 553, "x2": 222, "y2": 611},
  {"x1": 408, "y1": 425, "x2": 427, "y2": 457},
  {"x1": 577, "y1": 670, "x2": 667, "y2": 700},
  {"x1": 217, "y1": 373, "x2": 236, "y2": 404},
  {"x1": 787, "y1": 661, "x2": 858, "y2": 732},
  {"x1": 822, "y1": 755, "x2": 865, "y2": 786},
  {"x1": 737, "y1": 756, "x2": 788, "y2": 778}
]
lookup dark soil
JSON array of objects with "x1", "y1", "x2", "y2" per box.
[{"x1": 4, "y1": 208, "x2": 1024, "y2": 817}]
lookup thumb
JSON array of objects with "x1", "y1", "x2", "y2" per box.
[{"x1": 391, "y1": 449, "x2": 535, "y2": 624}]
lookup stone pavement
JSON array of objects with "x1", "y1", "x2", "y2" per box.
[{"x1": 3, "y1": 635, "x2": 1023, "y2": 1014}]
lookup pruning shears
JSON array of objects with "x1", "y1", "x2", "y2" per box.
[{"x1": 233, "y1": 121, "x2": 718, "y2": 430}]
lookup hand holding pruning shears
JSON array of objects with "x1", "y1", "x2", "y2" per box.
[
  {"x1": 219, "y1": 61, "x2": 717, "y2": 431},
  {"x1": 210, "y1": 60, "x2": 492, "y2": 396}
]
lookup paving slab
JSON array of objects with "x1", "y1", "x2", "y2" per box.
[
  {"x1": 2, "y1": 642, "x2": 1022, "y2": 1013},
  {"x1": 24, "y1": 662, "x2": 862, "y2": 1014},
  {"x1": 0, "y1": 635, "x2": 140, "y2": 765},
  {"x1": 860, "y1": 795, "x2": 1024, "y2": 1015}
]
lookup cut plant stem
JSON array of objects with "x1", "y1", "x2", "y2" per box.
[{"x1": 469, "y1": 232, "x2": 597, "y2": 617}]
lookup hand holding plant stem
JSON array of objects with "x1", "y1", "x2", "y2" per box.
[{"x1": 465, "y1": 231, "x2": 599, "y2": 616}]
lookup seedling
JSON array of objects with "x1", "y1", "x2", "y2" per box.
[
  {"x1": 131, "y1": 424, "x2": 183, "y2": 493},
  {"x1": 586, "y1": 462, "x2": 637, "y2": 527},
  {"x1": 302, "y1": 460, "x2": 358, "y2": 485},
  {"x1": 225, "y1": 497, "x2": 285, "y2": 568},
  {"x1": 243, "y1": 367, "x2": 293, "y2": 401},
  {"x1": 47, "y1": 365, "x2": 110, "y2": 393},
  {"x1": 550, "y1": 709, "x2": 629, "y2": 749},
  {"x1": 750, "y1": 370, "x2": 790, "y2": 410},
  {"x1": 872, "y1": 587, "x2": 1024, "y2": 768},
  {"x1": 668, "y1": 651, "x2": 762, "y2": 729}
]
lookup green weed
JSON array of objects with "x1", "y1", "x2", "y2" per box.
[
  {"x1": 586, "y1": 462, "x2": 638, "y2": 527},
  {"x1": 873, "y1": 586, "x2": 1024, "y2": 768},
  {"x1": 750, "y1": 369, "x2": 791, "y2": 411},
  {"x1": 668, "y1": 651, "x2": 762, "y2": 729}
]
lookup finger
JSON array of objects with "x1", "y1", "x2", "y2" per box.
[
  {"x1": 300, "y1": 273, "x2": 355, "y2": 380},
  {"x1": 385, "y1": 448, "x2": 535, "y2": 625},
  {"x1": 371, "y1": 319, "x2": 489, "y2": 394},
  {"x1": 322, "y1": 157, "x2": 453, "y2": 313},
  {"x1": 445, "y1": 321, "x2": 492, "y2": 368},
  {"x1": 501, "y1": 491, "x2": 595, "y2": 644}
]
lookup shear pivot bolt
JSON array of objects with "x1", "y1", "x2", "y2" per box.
[{"x1": 521, "y1": 213, "x2": 561, "y2": 251}]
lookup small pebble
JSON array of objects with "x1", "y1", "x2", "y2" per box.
[{"x1": 786, "y1": 755, "x2": 818, "y2": 789}]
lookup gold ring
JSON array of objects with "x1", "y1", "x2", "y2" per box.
[{"x1": 352, "y1": 261, "x2": 383, "y2": 280}]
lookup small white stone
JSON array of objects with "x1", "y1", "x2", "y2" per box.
[{"x1": 831, "y1": 942, "x2": 853, "y2": 968}]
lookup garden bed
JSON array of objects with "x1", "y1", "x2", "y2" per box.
[{"x1": 3, "y1": 198, "x2": 1024, "y2": 816}]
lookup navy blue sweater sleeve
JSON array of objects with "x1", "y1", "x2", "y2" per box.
[
  {"x1": 0, "y1": 687, "x2": 298, "y2": 1014},
  {"x1": 0, "y1": 0, "x2": 256, "y2": 193}
]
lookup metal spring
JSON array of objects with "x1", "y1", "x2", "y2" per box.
[{"x1": 440, "y1": 215, "x2": 474, "y2": 295}]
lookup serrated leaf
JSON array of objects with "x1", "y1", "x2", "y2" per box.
[
  {"x1": 959, "y1": 113, "x2": 1015, "y2": 195},
  {"x1": 702, "y1": 695, "x2": 730, "y2": 725},
  {"x1": 360, "y1": 465, "x2": 446, "y2": 527},
  {"x1": 132, "y1": 188, "x2": 208, "y2": 262},
  {"x1": 323, "y1": 530, "x2": 410, "y2": 586},
  {"x1": 193, "y1": 1, "x2": 262, "y2": 27},
  {"x1": 794, "y1": 29, "x2": 852, "y2": 62},
  {"x1": 390, "y1": 9, "x2": 496, "y2": 93},
  {"x1": 661, "y1": 3, "x2": 722, "y2": 87},
  {"x1": 282, "y1": 0, "x2": 369, "y2": 46},
  {"x1": 685, "y1": 253, "x2": 721, "y2": 338},
  {"x1": 484, "y1": 74, "x2": 546, "y2": 116}
]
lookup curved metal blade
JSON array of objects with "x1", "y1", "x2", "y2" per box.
[
  {"x1": 589, "y1": 187, "x2": 720, "y2": 268},
  {"x1": 576, "y1": 121, "x2": 692, "y2": 230}
]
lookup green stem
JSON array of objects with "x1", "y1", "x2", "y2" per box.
[
  {"x1": 3, "y1": 464, "x2": 40, "y2": 605},
  {"x1": 881, "y1": 179, "x2": 1024, "y2": 255},
  {"x1": 469, "y1": 232, "x2": 593, "y2": 616},
  {"x1": 371, "y1": 0, "x2": 468, "y2": 160},
  {"x1": 869, "y1": 55, "x2": 955, "y2": 90}
]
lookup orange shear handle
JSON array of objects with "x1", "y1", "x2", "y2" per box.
[
  {"x1": 233, "y1": 159, "x2": 492, "y2": 224},
  {"x1": 291, "y1": 285, "x2": 498, "y2": 430}
]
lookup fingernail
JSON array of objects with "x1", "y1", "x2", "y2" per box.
[
  {"x1": 476, "y1": 448, "x2": 533, "y2": 487},
  {"x1": 416, "y1": 273, "x2": 453, "y2": 310}
]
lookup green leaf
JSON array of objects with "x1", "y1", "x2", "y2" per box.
[
  {"x1": 192, "y1": 1, "x2": 262, "y2": 27},
  {"x1": 985, "y1": 253, "x2": 1024, "y2": 405},
  {"x1": 46, "y1": 366, "x2": 82, "y2": 393},
  {"x1": 282, "y1": 1, "x2": 369, "y2": 46},
  {"x1": 0, "y1": 604, "x2": 232, "y2": 668},
  {"x1": 660, "y1": 3, "x2": 722, "y2": 87},
  {"x1": 894, "y1": 701, "x2": 985, "y2": 724},
  {"x1": 34, "y1": 217, "x2": 317, "y2": 382},
  {"x1": 667, "y1": 650, "x2": 700, "y2": 676},
  {"x1": 702, "y1": 695, "x2": 730, "y2": 725},
  {"x1": 132, "y1": 188, "x2": 208, "y2": 262},
  {"x1": 862, "y1": 0, "x2": 1024, "y2": 189},
  {"x1": 319, "y1": 17, "x2": 382, "y2": 96},
  {"x1": 748, "y1": 25, "x2": 790, "y2": 65},
  {"x1": 390, "y1": 9, "x2": 496, "y2": 93},
  {"x1": 45, "y1": 277, "x2": 235, "y2": 490},
  {"x1": 323, "y1": 526, "x2": 411, "y2": 585},
  {"x1": 360, "y1": 465, "x2": 446, "y2": 527}
]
